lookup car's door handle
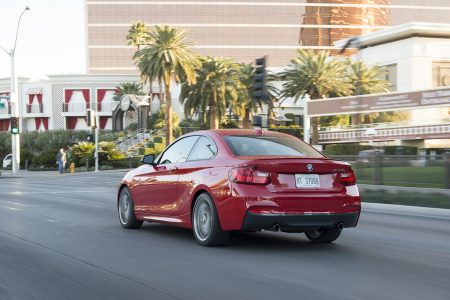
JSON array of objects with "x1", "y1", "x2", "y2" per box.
[{"x1": 168, "y1": 166, "x2": 178, "y2": 172}]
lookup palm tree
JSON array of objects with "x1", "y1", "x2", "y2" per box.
[
  {"x1": 347, "y1": 60, "x2": 390, "y2": 95},
  {"x1": 279, "y1": 50, "x2": 353, "y2": 144},
  {"x1": 180, "y1": 56, "x2": 241, "y2": 129},
  {"x1": 346, "y1": 60, "x2": 390, "y2": 124},
  {"x1": 133, "y1": 25, "x2": 199, "y2": 145},
  {"x1": 126, "y1": 21, "x2": 149, "y2": 50},
  {"x1": 113, "y1": 82, "x2": 145, "y2": 101}
]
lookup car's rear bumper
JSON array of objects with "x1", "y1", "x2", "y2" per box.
[{"x1": 241, "y1": 211, "x2": 360, "y2": 232}]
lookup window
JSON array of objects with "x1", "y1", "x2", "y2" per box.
[
  {"x1": 187, "y1": 136, "x2": 217, "y2": 161},
  {"x1": 224, "y1": 135, "x2": 323, "y2": 158},
  {"x1": 158, "y1": 136, "x2": 199, "y2": 165},
  {"x1": 382, "y1": 64, "x2": 397, "y2": 92}
]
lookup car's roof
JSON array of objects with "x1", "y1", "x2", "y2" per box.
[{"x1": 205, "y1": 129, "x2": 289, "y2": 137}]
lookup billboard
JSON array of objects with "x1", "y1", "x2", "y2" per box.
[{"x1": 307, "y1": 87, "x2": 450, "y2": 117}]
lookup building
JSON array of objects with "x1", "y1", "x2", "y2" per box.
[
  {"x1": 314, "y1": 22, "x2": 450, "y2": 149},
  {"x1": 0, "y1": 75, "x2": 141, "y2": 132},
  {"x1": 85, "y1": 0, "x2": 450, "y2": 74}
]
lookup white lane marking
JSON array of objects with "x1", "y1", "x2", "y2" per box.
[
  {"x1": 0, "y1": 200, "x2": 30, "y2": 206},
  {"x1": 2, "y1": 190, "x2": 111, "y2": 195},
  {"x1": 0, "y1": 204, "x2": 20, "y2": 211}
]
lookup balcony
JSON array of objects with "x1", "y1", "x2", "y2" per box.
[
  {"x1": 26, "y1": 103, "x2": 44, "y2": 114},
  {"x1": 97, "y1": 101, "x2": 118, "y2": 116},
  {"x1": 62, "y1": 102, "x2": 90, "y2": 117}
]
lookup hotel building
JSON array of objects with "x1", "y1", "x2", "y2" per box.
[{"x1": 85, "y1": 0, "x2": 450, "y2": 73}]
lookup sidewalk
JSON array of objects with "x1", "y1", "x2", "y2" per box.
[
  {"x1": 362, "y1": 202, "x2": 450, "y2": 219},
  {"x1": 358, "y1": 184, "x2": 450, "y2": 196},
  {"x1": 0, "y1": 169, "x2": 132, "y2": 178}
]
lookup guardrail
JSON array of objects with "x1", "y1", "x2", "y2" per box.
[
  {"x1": 329, "y1": 154, "x2": 450, "y2": 189},
  {"x1": 62, "y1": 102, "x2": 90, "y2": 113}
]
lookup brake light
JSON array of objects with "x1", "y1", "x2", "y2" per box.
[
  {"x1": 339, "y1": 170, "x2": 356, "y2": 186},
  {"x1": 229, "y1": 167, "x2": 271, "y2": 185}
]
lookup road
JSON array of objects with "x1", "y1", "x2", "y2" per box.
[{"x1": 0, "y1": 171, "x2": 449, "y2": 300}]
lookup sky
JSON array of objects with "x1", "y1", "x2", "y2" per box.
[{"x1": 0, "y1": 0, "x2": 85, "y2": 79}]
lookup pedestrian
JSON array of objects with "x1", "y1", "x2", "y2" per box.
[{"x1": 56, "y1": 148, "x2": 67, "y2": 174}]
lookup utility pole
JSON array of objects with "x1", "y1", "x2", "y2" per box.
[
  {"x1": 0, "y1": 6, "x2": 30, "y2": 173},
  {"x1": 95, "y1": 110, "x2": 99, "y2": 172}
]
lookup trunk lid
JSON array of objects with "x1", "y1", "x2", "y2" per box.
[{"x1": 238, "y1": 157, "x2": 351, "y2": 193}]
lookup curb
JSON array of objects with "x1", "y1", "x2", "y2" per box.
[
  {"x1": 362, "y1": 202, "x2": 450, "y2": 220},
  {"x1": 358, "y1": 184, "x2": 450, "y2": 196}
]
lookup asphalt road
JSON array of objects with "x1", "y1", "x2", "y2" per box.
[{"x1": 0, "y1": 171, "x2": 449, "y2": 300}]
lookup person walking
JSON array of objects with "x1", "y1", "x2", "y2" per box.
[{"x1": 56, "y1": 148, "x2": 67, "y2": 174}]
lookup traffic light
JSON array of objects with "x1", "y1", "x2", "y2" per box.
[
  {"x1": 253, "y1": 56, "x2": 268, "y2": 100},
  {"x1": 10, "y1": 117, "x2": 19, "y2": 134}
]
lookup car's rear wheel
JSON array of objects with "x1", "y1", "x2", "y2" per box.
[
  {"x1": 192, "y1": 193, "x2": 229, "y2": 246},
  {"x1": 305, "y1": 228, "x2": 341, "y2": 243},
  {"x1": 118, "y1": 187, "x2": 143, "y2": 229}
]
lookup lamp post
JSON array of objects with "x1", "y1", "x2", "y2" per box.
[{"x1": 0, "y1": 6, "x2": 30, "y2": 173}]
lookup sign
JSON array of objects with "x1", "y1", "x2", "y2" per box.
[
  {"x1": 307, "y1": 87, "x2": 450, "y2": 117},
  {"x1": 120, "y1": 95, "x2": 131, "y2": 111}
]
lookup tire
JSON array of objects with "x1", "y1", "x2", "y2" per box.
[
  {"x1": 192, "y1": 193, "x2": 230, "y2": 246},
  {"x1": 305, "y1": 228, "x2": 342, "y2": 243},
  {"x1": 118, "y1": 187, "x2": 143, "y2": 229}
]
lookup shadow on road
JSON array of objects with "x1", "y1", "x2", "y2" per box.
[{"x1": 139, "y1": 222, "x2": 343, "y2": 251}]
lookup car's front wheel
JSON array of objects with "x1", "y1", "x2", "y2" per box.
[
  {"x1": 305, "y1": 228, "x2": 341, "y2": 243},
  {"x1": 118, "y1": 187, "x2": 143, "y2": 229},
  {"x1": 192, "y1": 193, "x2": 229, "y2": 246}
]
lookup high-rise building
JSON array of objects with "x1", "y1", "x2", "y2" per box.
[{"x1": 85, "y1": 0, "x2": 450, "y2": 74}]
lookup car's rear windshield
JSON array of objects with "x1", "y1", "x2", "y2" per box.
[{"x1": 223, "y1": 135, "x2": 323, "y2": 158}]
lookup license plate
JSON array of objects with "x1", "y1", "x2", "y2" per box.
[{"x1": 295, "y1": 174, "x2": 320, "y2": 188}]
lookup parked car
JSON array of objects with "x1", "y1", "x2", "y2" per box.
[
  {"x1": 117, "y1": 130, "x2": 361, "y2": 246},
  {"x1": 358, "y1": 149, "x2": 384, "y2": 163},
  {"x1": 2, "y1": 154, "x2": 12, "y2": 169}
]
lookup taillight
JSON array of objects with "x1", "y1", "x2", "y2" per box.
[
  {"x1": 229, "y1": 167, "x2": 271, "y2": 185},
  {"x1": 339, "y1": 170, "x2": 356, "y2": 186}
]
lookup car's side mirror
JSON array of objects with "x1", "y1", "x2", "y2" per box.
[{"x1": 141, "y1": 154, "x2": 155, "y2": 165}]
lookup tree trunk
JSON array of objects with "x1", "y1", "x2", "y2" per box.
[
  {"x1": 210, "y1": 104, "x2": 219, "y2": 129},
  {"x1": 311, "y1": 116, "x2": 320, "y2": 145},
  {"x1": 209, "y1": 93, "x2": 220, "y2": 129},
  {"x1": 165, "y1": 81, "x2": 173, "y2": 146},
  {"x1": 243, "y1": 108, "x2": 252, "y2": 129}
]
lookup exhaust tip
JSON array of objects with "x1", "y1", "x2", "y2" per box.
[
  {"x1": 337, "y1": 223, "x2": 344, "y2": 230},
  {"x1": 271, "y1": 224, "x2": 280, "y2": 232}
]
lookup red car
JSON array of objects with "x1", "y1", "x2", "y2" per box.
[{"x1": 117, "y1": 129, "x2": 360, "y2": 246}]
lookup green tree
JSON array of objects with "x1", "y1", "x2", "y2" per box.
[
  {"x1": 133, "y1": 25, "x2": 199, "y2": 145},
  {"x1": 99, "y1": 141, "x2": 126, "y2": 161},
  {"x1": 279, "y1": 50, "x2": 353, "y2": 144},
  {"x1": 347, "y1": 59, "x2": 408, "y2": 125},
  {"x1": 179, "y1": 56, "x2": 241, "y2": 129},
  {"x1": 126, "y1": 21, "x2": 149, "y2": 50},
  {"x1": 113, "y1": 82, "x2": 145, "y2": 101},
  {"x1": 70, "y1": 142, "x2": 95, "y2": 163}
]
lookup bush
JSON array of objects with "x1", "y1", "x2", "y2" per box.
[
  {"x1": 268, "y1": 125, "x2": 302, "y2": 138},
  {"x1": 324, "y1": 144, "x2": 373, "y2": 155},
  {"x1": 220, "y1": 120, "x2": 240, "y2": 128}
]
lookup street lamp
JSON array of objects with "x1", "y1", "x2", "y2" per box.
[{"x1": 0, "y1": 6, "x2": 30, "y2": 173}]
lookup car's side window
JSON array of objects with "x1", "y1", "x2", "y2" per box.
[
  {"x1": 187, "y1": 136, "x2": 218, "y2": 161},
  {"x1": 158, "y1": 136, "x2": 199, "y2": 165}
]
